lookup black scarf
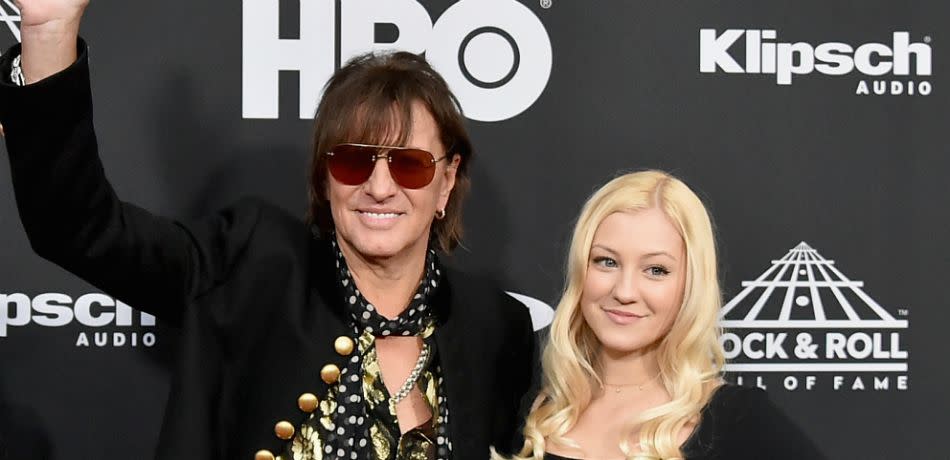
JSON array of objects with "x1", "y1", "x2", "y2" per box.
[{"x1": 327, "y1": 238, "x2": 453, "y2": 459}]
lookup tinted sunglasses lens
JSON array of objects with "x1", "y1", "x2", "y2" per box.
[
  {"x1": 389, "y1": 149, "x2": 436, "y2": 189},
  {"x1": 328, "y1": 144, "x2": 375, "y2": 185}
]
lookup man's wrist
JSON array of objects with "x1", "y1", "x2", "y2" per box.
[
  {"x1": 19, "y1": 26, "x2": 79, "y2": 84},
  {"x1": 19, "y1": 19, "x2": 81, "y2": 45}
]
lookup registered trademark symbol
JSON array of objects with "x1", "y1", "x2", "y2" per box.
[
  {"x1": 539, "y1": 0, "x2": 552, "y2": 9},
  {"x1": 924, "y1": 36, "x2": 932, "y2": 43}
]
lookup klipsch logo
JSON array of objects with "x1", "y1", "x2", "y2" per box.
[
  {"x1": 0, "y1": 0, "x2": 20, "y2": 44},
  {"x1": 720, "y1": 242, "x2": 909, "y2": 392},
  {"x1": 242, "y1": 0, "x2": 552, "y2": 121},
  {"x1": 700, "y1": 29, "x2": 933, "y2": 96},
  {"x1": 1, "y1": 292, "x2": 158, "y2": 348}
]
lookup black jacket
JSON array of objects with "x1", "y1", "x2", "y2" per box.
[{"x1": 0, "y1": 41, "x2": 536, "y2": 460}]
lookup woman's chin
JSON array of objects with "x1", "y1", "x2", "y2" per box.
[{"x1": 594, "y1": 332, "x2": 657, "y2": 357}]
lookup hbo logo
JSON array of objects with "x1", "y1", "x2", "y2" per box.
[{"x1": 243, "y1": 0, "x2": 553, "y2": 122}]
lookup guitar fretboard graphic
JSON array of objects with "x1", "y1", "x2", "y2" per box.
[
  {"x1": 0, "y1": 0, "x2": 20, "y2": 43},
  {"x1": 720, "y1": 242, "x2": 907, "y2": 329}
]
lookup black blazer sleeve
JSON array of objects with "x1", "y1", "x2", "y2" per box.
[
  {"x1": 0, "y1": 40, "x2": 259, "y2": 325},
  {"x1": 491, "y1": 291, "x2": 538, "y2": 455}
]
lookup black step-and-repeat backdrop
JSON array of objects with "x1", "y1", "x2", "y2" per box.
[{"x1": 1, "y1": 1, "x2": 947, "y2": 459}]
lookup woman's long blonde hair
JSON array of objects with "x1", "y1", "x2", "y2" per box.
[{"x1": 513, "y1": 170, "x2": 725, "y2": 459}]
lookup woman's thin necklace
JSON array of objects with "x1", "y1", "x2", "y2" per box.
[{"x1": 602, "y1": 372, "x2": 661, "y2": 393}]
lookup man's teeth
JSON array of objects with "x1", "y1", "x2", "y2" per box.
[{"x1": 362, "y1": 211, "x2": 400, "y2": 219}]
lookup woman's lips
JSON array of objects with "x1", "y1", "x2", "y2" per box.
[{"x1": 603, "y1": 308, "x2": 645, "y2": 325}]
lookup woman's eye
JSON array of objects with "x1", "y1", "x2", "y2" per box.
[
  {"x1": 647, "y1": 266, "x2": 670, "y2": 277},
  {"x1": 593, "y1": 256, "x2": 618, "y2": 268}
]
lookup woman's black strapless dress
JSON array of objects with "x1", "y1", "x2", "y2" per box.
[{"x1": 540, "y1": 384, "x2": 825, "y2": 460}]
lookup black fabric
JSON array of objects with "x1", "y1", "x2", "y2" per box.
[
  {"x1": 330, "y1": 238, "x2": 452, "y2": 460},
  {"x1": 542, "y1": 384, "x2": 826, "y2": 460},
  {"x1": 0, "y1": 40, "x2": 536, "y2": 460}
]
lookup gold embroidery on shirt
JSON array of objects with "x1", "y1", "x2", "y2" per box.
[{"x1": 279, "y1": 324, "x2": 442, "y2": 460}]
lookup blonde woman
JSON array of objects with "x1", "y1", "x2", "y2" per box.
[{"x1": 509, "y1": 171, "x2": 824, "y2": 460}]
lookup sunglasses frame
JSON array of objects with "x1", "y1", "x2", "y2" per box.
[{"x1": 325, "y1": 143, "x2": 448, "y2": 189}]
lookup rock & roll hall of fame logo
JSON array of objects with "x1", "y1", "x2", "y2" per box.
[
  {"x1": 720, "y1": 242, "x2": 909, "y2": 392},
  {"x1": 0, "y1": 0, "x2": 19, "y2": 48}
]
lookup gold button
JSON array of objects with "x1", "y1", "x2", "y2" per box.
[
  {"x1": 334, "y1": 336, "x2": 355, "y2": 356},
  {"x1": 320, "y1": 364, "x2": 341, "y2": 384},
  {"x1": 274, "y1": 421, "x2": 295, "y2": 440},
  {"x1": 298, "y1": 393, "x2": 319, "y2": 413},
  {"x1": 254, "y1": 450, "x2": 275, "y2": 460}
]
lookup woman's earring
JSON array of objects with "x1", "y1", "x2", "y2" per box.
[{"x1": 435, "y1": 209, "x2": 446, "y2": 220}]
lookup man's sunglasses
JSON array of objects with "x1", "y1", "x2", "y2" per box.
[{"x1": 326, "y1": 143, "x2": 447, "y2": 189}]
